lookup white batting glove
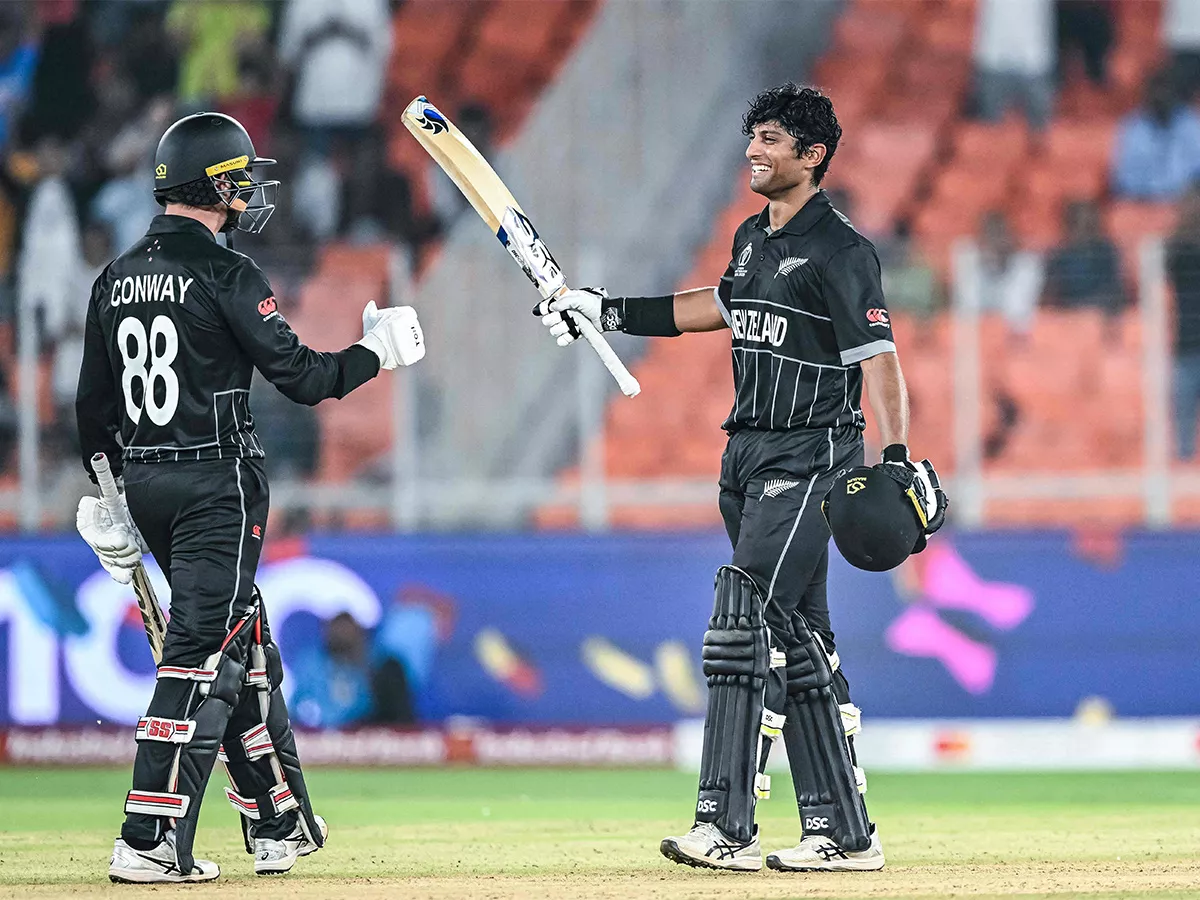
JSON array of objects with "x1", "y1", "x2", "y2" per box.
[
  {"x1": 534, "y1": 287, "x2": 608, "y2": 347},
  {"x1": 357, "y1": 301, "x2": 426, "y2": 369},
  {"x1": 76, "y1": 495, "x2": 147, "y2": 584}
]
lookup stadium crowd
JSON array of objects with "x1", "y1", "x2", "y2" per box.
[{"x1": 0, "y1": 0, "x2": 460, "y2": 491}]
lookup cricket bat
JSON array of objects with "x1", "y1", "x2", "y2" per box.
[
  {"x1": 91, "y1": 452, "x2": 167, "y2": 664},
  {"x1": 402, "y1": 96, "x2": 640, "y2": 398}
]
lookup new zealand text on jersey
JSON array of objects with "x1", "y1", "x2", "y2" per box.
[
  {"x1": 730, "y1": 307, "x2": 788, "y2": 347},
  {"x1": 109, "y1": 274, "x2": 195, "y2": 307}
]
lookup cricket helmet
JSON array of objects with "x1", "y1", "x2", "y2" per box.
[
  {"x1": 153, "y1": 112, "x2": 278, "y2": 234},
  {"x1": 822, "y1": 466, "x2": 928, "y2": 572}
]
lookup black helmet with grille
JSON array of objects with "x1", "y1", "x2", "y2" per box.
[{"x1": 153, "y1": 112, "x2": 279, "y2": 234}]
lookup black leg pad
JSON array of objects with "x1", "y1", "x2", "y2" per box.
[
  {"x1": 694, "y1": 565, "x2": 785, "y2": 843},
  {"x1": 781, "y1": 613, "x2": 871, "y2": 852}
]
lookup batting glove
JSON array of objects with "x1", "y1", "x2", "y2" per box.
[
  {"x1": 534, "y1": 287, "x2": 608, "y2": 347},
  {"x1": 357, "y1": 301, "x2": 426, "y2": 369},
  {"x1": 878, "y1": 444, "x2": 949, "y2": 552},
  {"x1": 76, "y1": 494, "x2": 147, "y2": 584}
]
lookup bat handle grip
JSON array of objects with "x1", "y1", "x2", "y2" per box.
[
  {"x1": 90, "y1": 452, "x2": 121, "y2": 504},
  {"x1": 569, "y1": 313, "x2": 641, "y2": 398}
]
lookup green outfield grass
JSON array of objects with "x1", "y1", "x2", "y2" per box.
[{"x1": 0, "y1": 768, "x2": 1198, "y2": 899}]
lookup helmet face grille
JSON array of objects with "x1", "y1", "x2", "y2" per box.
[
  {"x1": 154, "y1": 171, "x2": 279, "y2": 234},
  {"x1": 213, "y1": 169, "x2": 278, "y2": 234}
]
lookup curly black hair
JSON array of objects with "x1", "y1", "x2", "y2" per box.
[{"x1": 743, "y1": 83, "x2": 842, "y2": 186}]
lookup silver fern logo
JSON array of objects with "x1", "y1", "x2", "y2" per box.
[
  {"x1": 775, "y1": 257, "x2": 808, "y2": 279},
  {"x1": 761, "y1": 478, "x2": 801, "y2": 499}
]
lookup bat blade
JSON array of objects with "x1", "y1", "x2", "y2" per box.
[{"x1": 402, "y1": 96, "x2": 640, "y2": 398}]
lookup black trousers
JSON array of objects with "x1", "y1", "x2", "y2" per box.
[
  {"x1": 125, "y1": 458, "x2": 269, "y2": 666},
  {"x1": 718, "y1": 425, "x2": 863, "y2": 701},
  {"x1": 121, "y1": 458, "x2": 293, "y2": 843}
]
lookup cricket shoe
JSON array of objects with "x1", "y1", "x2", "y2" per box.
[
  {"x1": 109, "y1": 830, "x2": 219, "y2": 884},
  {"x1": 766, "y1": 827, "x2": 884, "y2": 872},
  {"x1": 254, "y1": 814, "x2": 328, "y2": 875},
  {"x1": 660, "y1": 822, "x2": 762, "y2": 871}
]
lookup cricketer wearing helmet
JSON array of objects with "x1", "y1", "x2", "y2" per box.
[
  {"x1": 75, "y1": 112, "x2": 426, "y2": 884},
  {"x1": 537, "y1": 84, "x2": 948, "y2": 872}
]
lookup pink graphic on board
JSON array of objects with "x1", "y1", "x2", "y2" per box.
[
  {"x1": 920, "y1": 542, "x2": 1035, "y2": 629},
  {"x1": 885, "y1": 606, "x2": 998, "y2": 695},
  {"x1": 885, "y1": 541, "x2": 1034, "y2": 694}
]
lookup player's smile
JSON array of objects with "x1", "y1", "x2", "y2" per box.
[{"x1": 746, "y1": 122, "x2": 807, "y2": 196}]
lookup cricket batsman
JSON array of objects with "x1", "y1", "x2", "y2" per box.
[
  {"x1": 74, "y1": 112, "x2": 425, "y2": 883},
  {"x1": 537, "y1": 83, "x2": 947, "y2": 871}
]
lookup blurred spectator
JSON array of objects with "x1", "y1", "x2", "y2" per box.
[
  {"x1": 0, "y1": 9, "x2": 39, "y2": 153},
  {"x1": 292, "y1": 152, "x2": 341, "y2": 242},
  {"x1": 18, "y1": 138, "x2": 81, "y2": 347},
  {"x1": 1111, "y1": 68, "x2": 1200, "y2": 200},
  {"x1": 166, "y1": 0, "x2": 271, "y2": 107},
  {"x1": 49, "y1": 222, "x2": 111, "y2": 464},
  {"x1": 291, "y1": 612, "x2": 375, "y2": 729},
  {"x1": 122, "y1": 6, "x2": 179, "y2": 102},
  {"x1": 344, "y1": 126, "x2": 426, "y2": 245},
  {"x1": 24, "y1": 12, "x2": 90, "y2": 141},
  {"x1": 975, "y1": 210, "x2": 1044, "y2": 331},
  {"x1": 1167, "y1": 0, "x2": 1200, "y2": 99},
  {"x1": 1056, "y1": 1, "x2": 1113, "y2": 86},
  {"x1": 973, "y1": 0, "x2": 1055, "y2": 131},
  {"x1": 278, "y1": 0, "x2": 392, "y2": 150},
  {"x1": 221, "y1": 55, "x2": 279, "y2": 158},
  {"x1": 1042, "y1": 200, "x2": 1125, "y2": 314},
  {"x1": 91, "y1": 96, "x2": 173, "y2": 253},
  {"x1": 291, "y1": 611, "x2": 417, "y2": 728},
  {"x1": 1166, "y1": 182, "x2": 1200, "y2": 459},
  {"x1": 880, "y1": 221, "x2": 942, "y2": 318}
]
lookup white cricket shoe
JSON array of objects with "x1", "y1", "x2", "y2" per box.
[
  {"x1": 766, "y1": 828, "x2": 884, "y2": 872},
  {"x1": 660, "y1": 821, "x2": 762, "y2": 871},
  {"x1": 109, "y1": 830, "x2": 220, "y2": 883},
  {"x1": 254, "y1": 814, "x2": 328, "y2": 875}
]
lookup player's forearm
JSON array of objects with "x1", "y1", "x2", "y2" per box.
[
  {"x1": 673, "y1": 287, "x2": 728, "y2": 333},
  {"x1": 861, "y1": 351, "x2": 908, "y2": 451},
  {"x1": 600, "y1": 287, "x2": 727, "y2": 336}
]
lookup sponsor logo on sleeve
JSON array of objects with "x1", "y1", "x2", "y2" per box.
[
  {"x1": 846, "y1": 476, "x2": 867, "y2": 495},
  {"x1": 866, "y1": 308, "x2": 890, "y2": 327},
  {"x1": 258, "y1": 296, "x2": 278, "y2": 320}
]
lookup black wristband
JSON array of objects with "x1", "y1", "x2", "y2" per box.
[
  {"x1": 604, "y1": 295, "x2": 681, "y2": 337},
  {"x1": 881, "y1": 444, "x2": 909, "y2": 464}
]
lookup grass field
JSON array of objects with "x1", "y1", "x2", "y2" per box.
[{"x1": 0, "y1": 767, "x2": 1198, "y2": 899}]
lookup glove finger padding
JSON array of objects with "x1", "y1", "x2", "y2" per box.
[
  {"x1": 912, "y1": 459, "x2": 948, "y2": 536},
  {"x1": 77, "y1": 495, "x2": 142, "y2": 582}
]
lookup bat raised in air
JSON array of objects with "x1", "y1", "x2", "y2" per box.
[
  {"x1": 91, "y1": 452, "x2": 166, "y2": 664},
  {"x1": 402, "y1": 95, "x2": 640, "y2": 398}
]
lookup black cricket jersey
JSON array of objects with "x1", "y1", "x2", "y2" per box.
[
  {"x1": 75, "y1": 215, "x2": 379, "y2": 475},
  {"x1": 714, "y1": 190, "x2": 895, "y2": 433}
]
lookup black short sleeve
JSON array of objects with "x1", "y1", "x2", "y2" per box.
[
  {"x1": 823, "y1": 242, "x2": 896, "y2": 365},
  {"x1": 713, "y1": 234, "x2": 738, "y2": 328}
]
